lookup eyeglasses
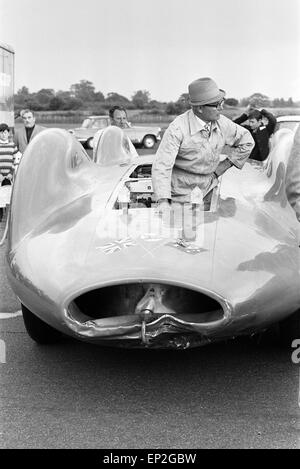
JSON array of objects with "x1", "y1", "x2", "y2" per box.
[{"x1": 204, "y1": 99, "x2": 225, "y2": 109}]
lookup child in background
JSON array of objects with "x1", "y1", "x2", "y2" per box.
[
  {"x1": 234, "y1": 105, "x2": 277, "y2": 161},
  {"x1": 0, "y1": 123, "x2": 21, "y2": 221}
]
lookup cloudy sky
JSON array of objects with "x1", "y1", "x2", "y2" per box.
[{"x1": 1, "y1": 0, "x2": 300, "y2": 102}]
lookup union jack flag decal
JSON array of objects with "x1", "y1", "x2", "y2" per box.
[{"x1": 96, "y1": 237, "x2": 136, "y2": 254}]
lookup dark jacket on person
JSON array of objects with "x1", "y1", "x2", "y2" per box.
[
  {"x1": 14, "y1": 124, "x2": 45, "y2": 154},
  {"x1": 234, "y1": 109, "x2": 277, "y2": 161}
]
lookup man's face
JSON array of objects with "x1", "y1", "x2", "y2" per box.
[
  {"x1": 22, "y1": 112, "x2": 36, "y2": 128},
  {"x1": 0, "y1": 129, "x2": 9, "y2": 141},
  {"x1": 111, "y1": 110, "x2": 127, "y2": 128},
  {"x1": 248, "y1": 118, "x2": 260, "y2": 131},
  {"x1": 192, "y1": 100, "x2": 224, "y2": 122}
]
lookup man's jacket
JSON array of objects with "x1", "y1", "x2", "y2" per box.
[{"x1": 14, "y1": 124, "x2": 45, "y2": 154}]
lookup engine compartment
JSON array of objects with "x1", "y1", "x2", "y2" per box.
[{"x1": 113, "y1": 164, "x2": 216, "y2": 210}]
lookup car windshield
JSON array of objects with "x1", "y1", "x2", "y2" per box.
[
  {"x1": 81, "y1": 118, "x2": 109, "y2": 129},
  {"x1": 92, "y1": 119, "x2": 108, "y2": 129},
  {"x1": 81, "y1": 118, "x2": 92, "y2": 129},
  {"x1": 278, "y1": 121, "x2": 299, "y2": 131}
]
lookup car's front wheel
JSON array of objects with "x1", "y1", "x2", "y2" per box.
[
  {"x1": 86, "y1": 137, "x2": 94, "y2": 149},
  {"x1": 142, "y1": 135, "x2": 156, "y2": 149},
  {"x1": 21, "y1": 304, "x2": 62, "y2": 344}
]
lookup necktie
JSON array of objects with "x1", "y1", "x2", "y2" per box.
[{"x1": 202, "y1": 123, "x2": 210, "y2": 138}]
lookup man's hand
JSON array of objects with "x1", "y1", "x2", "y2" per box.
[
  {"x1": 157, "y1": 198, "x2": 171, "y2": 210},
  {"x1": 214, "y1": 159, "x2": 233, "y2": 178},
  {"x1": 245, "y1": 104, "x2": 256, "y2": 116},
  {"x1": 157, "y1": 199, "x2": 172, "y2": 218}
]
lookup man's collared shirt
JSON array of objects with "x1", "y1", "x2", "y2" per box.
[{"x1": 152, "y1": 109, "x2": 254, "y2": 201}]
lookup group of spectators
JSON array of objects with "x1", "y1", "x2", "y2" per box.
[{"x1": 0, "y1": 76, "x2": 299, "y2": 224}]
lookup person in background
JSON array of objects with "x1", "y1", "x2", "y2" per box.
[
  {"x1": 14, "y1": 109, "x2": 45, "y2": 154},
  {"x1": 234, "y1": 104, "x2": 277, "y2": 161},
  {"x1": 93, "y1": 105, "x2": 138, "y2": 160},
  {"x1": 152, "y1": 77, "x2": 254, "y2": 209},
  {"x1": 0, "y1": 123, "x2": 21, "y2": 221},
  {"x1": 286, "y1": 124, "x2": 300, "y2": 222},
  {"x1": 109, "y1": 105, "x2": 129, "y2": 128}
]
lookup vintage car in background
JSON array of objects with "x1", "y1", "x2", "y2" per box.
[
  {"x1": 276, "y1": 115, "x2": 300, "y2": 132},
  {"x1": 68, "y1": 115, "x2": 162, "y2": 149},
  {"x1": 5, "y1": 127, "x2": 300, "y2": 349}
]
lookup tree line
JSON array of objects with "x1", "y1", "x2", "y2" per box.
[{"x1": 14, "y1": 80, "x2": 300, "y2": 116}]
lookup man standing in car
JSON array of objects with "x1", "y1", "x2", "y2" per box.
[{"x1": 152, "y1": 77, "x2": 254, "y2": 209}]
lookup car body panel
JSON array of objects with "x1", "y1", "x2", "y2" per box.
[
  {"x1": 276, "y1": 115, "x2": 300, "y2": 132},
  {"x1": 6, "y1": 128, "x2": 300, "y2": 348}
]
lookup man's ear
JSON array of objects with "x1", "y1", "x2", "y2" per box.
[{"x1": 193, "y1": 105, "x2": 202, "y2": 114}]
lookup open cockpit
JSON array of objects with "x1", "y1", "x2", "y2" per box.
[{"x1": 112, "y1": 163, "x2": 219, "y2": 211}]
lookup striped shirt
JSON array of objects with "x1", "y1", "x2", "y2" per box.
[{"x1": 0, "y1": 140, "x2": 19, "y2": 177}]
